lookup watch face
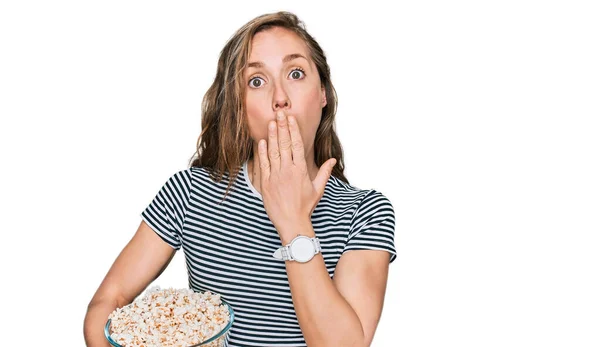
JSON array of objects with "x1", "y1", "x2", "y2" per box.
[{"x1": 290, "y1": 237, "x2": 314, "y2": 263}]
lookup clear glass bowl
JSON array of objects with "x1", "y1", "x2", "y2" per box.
[{"x1": 104, "y1": 296, "x2": 235, "y2": 347}]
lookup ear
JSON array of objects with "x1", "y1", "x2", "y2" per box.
[{"x1": 321, "y1": 86, "x2": 327, "y2": 108}]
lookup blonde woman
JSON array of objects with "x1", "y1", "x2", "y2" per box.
[{"x1": 84, "y1": 11, "x2": 397, "y2": 347}]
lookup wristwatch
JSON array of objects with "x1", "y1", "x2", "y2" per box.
[{"x1": 272, "y1": 235, "x2": 321, "y2": 263}]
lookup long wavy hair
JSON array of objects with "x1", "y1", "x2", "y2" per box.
[{"x1": 189, "y1": 11, "x2": 348, "y2": 201}]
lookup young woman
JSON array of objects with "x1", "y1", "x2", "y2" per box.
[{"x1": 84, "y1": 11, "x2": 397, "y2": 347}]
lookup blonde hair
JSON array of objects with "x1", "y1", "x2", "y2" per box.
[{"x1": 189, "y1": 11, "x2": 348, "y2": 200}]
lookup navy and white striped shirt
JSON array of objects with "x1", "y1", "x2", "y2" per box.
[{"x1": 140, "y1": 159, "x2": 397, "y2": 347}]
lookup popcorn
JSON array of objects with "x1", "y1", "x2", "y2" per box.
[{"x1": 107, "y1": 286, "x2": 231, "y2": 347}]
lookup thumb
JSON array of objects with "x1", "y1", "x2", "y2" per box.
[{"x1": 312, "y1": 158, "x2": 336, "y2": 195}]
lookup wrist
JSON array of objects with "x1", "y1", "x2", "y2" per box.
[{"x1": 278, "y1": 219, "x2": 314, "y2": 245}]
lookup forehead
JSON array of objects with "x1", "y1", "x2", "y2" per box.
[{"x1": 248, "y1": 27, "x2": 309, "y2": 61}]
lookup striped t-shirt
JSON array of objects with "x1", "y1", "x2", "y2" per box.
[{"x1": 140, "y1": 159, "x2": 397, "y2": 347}]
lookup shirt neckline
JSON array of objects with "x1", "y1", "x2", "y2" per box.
[{"x1": 243, "y1": 159, "x2": 263, "y2": 201}]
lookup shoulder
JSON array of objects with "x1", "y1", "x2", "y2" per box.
[
  {"x1": 326, "y1": 176, "x2": 394, "y2": 210},
  {"x1": 172, "y1": 167, "x2": 194, "y2": 180},
  {"x1": 329, "y1": 176, "x2": 395, "y2": 227},
  {"x1": 156, "y1": 168, "x2": 199, "y2": 201},
  {"x1": 357, "y1": 189, "x2": 394, "y2": 212},
  {"x1": 165, "y1": 168, "x2": 195, "y2": 190},
  {"x1": 172, "y1": 166, "x2": 222, "y2": 186}
]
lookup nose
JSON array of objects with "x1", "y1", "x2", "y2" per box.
[
  {"x1": 273, "y1": 99, "x2": 289, "y2": 110},
  {"x1": 272, "y1": 82, "x2": 290, "y2": 111}
]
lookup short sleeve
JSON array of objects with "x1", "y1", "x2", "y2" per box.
[
  {"x1": 140, "y1": 169, "x2": 193, "y2": 250},
  {"x1": 343, "y1": 190, "x2": 397, "y2": 263}
]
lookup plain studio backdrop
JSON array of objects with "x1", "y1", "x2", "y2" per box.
[{"x1": 0, "y1": 1, "x2": 598, "y2": 346}]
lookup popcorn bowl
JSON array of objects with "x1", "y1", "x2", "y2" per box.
[{"x1": 104, "y1": 293, "x2": 235, "y2": 347}]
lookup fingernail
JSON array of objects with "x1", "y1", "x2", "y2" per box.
[{"x1": 277, "y1": 111, "x2": 285, "y2": 120}]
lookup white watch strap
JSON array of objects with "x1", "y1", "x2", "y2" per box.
[
  {"x1": 313, "y1": 237, "x2": 321, "y2": 253},
  {"x1": 273, "y1": 245, "x2": 291, "y2": 261}
]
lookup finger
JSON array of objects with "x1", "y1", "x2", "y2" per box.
[
  {"x1": 287, "y1": 115, "x2": 306, "y2": 170},
  {"x1": 276, "y1": 110, "x2": 293, "y2": 167},
  {"x1": 258, "y1": 139, "x2": 270, "y2": 184},
  {"x1": 267, "y1": 120, "x2": 280, "y2": 172},
  {"x1": 313, "y1": 158, "x2": 336, "y2": 196}
]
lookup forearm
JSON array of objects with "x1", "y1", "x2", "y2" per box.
[
  {"x1": 280, "y1": 222, "x2": 366, "y2": 347},
  {"x1": 83, "y1": 298, "x2": 119, "y2": 347}
]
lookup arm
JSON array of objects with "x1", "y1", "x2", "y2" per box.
[
  {"x1": 255, "y1": 111, "x2": 395, "y2": 345},
  {"x1": 280, "y1": 223, "x2": 391, "y2": 347},
  {"x1": 83, "y1": 220, "x2": 176, "y2": 347}
]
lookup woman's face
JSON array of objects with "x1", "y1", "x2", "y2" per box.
[{"x1": 244, "y1": 27, "x2": 327, "y2": 160}]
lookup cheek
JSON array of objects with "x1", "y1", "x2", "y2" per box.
[
  {"x1": 292, "y1": 85, "x2": 320, "y2": 123},
  {"x1": 298, "y1": 92, "x2": 323, "y2": 148},
  {"x1": 306, "y1": 85, "x2": 324, "y2": 113},
  {"x1": 245, "y1": 96, "x2": 271, "y2": 141}
]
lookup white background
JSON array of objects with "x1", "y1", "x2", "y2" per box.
[{"x1": 1, "y1": 1, "x2": 598, "y2": 346}]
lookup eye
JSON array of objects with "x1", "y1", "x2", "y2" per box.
[
  {"x1": 289, "y1": 67, "x2": 306, "y2": 80},
  {"x1": 248, "y1": 76, "x2": 265, "y2": 89},
  {"x1": 247, "y1": 67, "x2": 306, "y2": 89}
]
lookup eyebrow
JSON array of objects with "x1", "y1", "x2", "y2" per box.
[{"x1": 247, "y1": 53, "x2": 308, "y2": 69}]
